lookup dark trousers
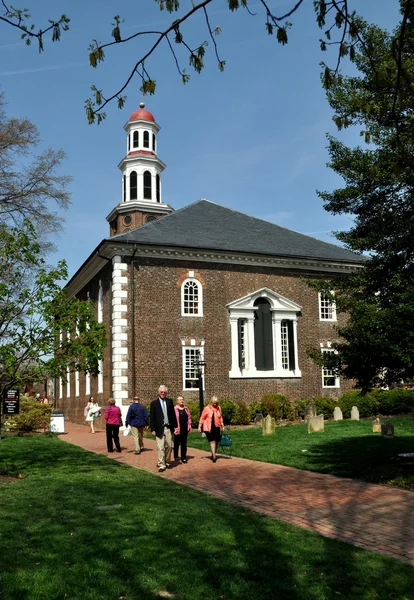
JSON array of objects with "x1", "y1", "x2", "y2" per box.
[
  {"x1": 174, "y1": 431, "x2": 188, "y2": 460},
  {"x1": 106, "y1": 424, "x2": 121, "y2": 451}
]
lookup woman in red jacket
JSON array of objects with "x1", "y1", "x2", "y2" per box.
[
  {"x1": 104, "y1": 398, "x2": 122, "y2": 453},
  {"x1": 198, "y1": 396, "x2": 224, "y2": 463}
]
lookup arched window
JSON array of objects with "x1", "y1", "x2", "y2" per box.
[
  {"x1": 254, "y1": 298, "x2": 274, "y2": 371},
  {"x1": 182, "y1": 278, "x2": 203, "y2": 316},
  {"x1": 156, "y1": 174, "x2": 160, "y2": 202},
  {"x1": 143, "y1": 170, "x2": 152, "y2": 199},
  {"x1": 133, "y1": 131, "x2": 139, "y2": 148},
  {"x1": 128, "y1": 134, "x2": 130, "y2": 151},
  {"x1": 123, "y1": 175, "x2": 126, "y2": 202},
  {"x1": 143, "y1": 130, "x2": 149, "y2": 148},
  {"x1": 152, "y1": 133, "x2": 156, "y2": 151},
  {"x1": 130, "y1": 171, "x2": 137, "y2": 200}
]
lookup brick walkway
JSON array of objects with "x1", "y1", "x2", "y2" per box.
[{"x1": 62, "y1": 422, "x2": 414, "y2": 566}]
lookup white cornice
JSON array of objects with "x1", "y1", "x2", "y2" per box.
[
  {"x1": 123, "y1": 119, "x2": 160, "y2": 133},
  {"x1": 117, "y1": 155, "x2": 166, "y2": 171},
  {"x1": 102, "y1": 242, "x2": 365, "y2": 274},
  {"x1": 66, "y1": 241, "x2": 364, "y2": 298},
  {"x1": 106, "y1": 201, "x2": 174, "y2": 223}
]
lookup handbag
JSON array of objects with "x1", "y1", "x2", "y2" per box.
[
  {"x1": 220, "y1": 433, "x2": 232, "y2": 447},
  {"x1": 123, "y1": 425, "x2": 131, "y2": 437}
]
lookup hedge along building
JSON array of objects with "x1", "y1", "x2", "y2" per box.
[{"x1": 60, "y1": 103, "x2": 364, "y2": 424}]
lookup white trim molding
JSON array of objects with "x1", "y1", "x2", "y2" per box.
[{"x1": 227, "y1": 287, "x2": 302, "y2": 379}]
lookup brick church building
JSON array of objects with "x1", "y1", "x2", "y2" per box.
[{"x1": 59, "y1": 104, "x2": 363, "y2": 423}]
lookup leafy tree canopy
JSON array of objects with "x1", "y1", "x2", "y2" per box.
[
  {"x1": 0, "y1": 220, "x2": 106, "y2": 396},
  {"x1": 310, "y1": 0, "x2": 414, "y2": 390}
]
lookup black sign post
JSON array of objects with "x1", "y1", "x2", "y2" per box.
[
  {"x1": 193, "y1": 351, "x2": 206, "y2": 416},
  {"x1": 1, "y1": 388, "x2": 20, "y2": 439}
]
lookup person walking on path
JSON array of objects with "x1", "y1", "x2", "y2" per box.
[
  {"x1": 125, "y1": 396, "x2": 149, "y2": 454},
  {"x1": 150, "y1": 385, "x2": 177, "y2": 472},
  {"x1": 104, "y1": 398, "x2": 122, "y2": 453},
  {"x1": 85, "y1": 396, "x2": 100, "y2": 434},
  {"x1": 199, "y1": 396, "x2": 224, "y2": 463},
  {"x1": 173, "y1": 396, "x2": 192, "y2": 463}
]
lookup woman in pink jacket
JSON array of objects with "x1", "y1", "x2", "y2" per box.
[
  {"x1": 198, "y1": 396, "x2": 224, "y2": 463},
  {"x1": 173, "y1": 396, "x2": 192, "y2": 463},
  {"x1": 104, "y1": 398, "x2": 122, "y2": 453}
]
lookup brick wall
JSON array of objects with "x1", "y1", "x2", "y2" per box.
[{"x1": 60, "y1": 256, "x2": 354, "y2": 424}]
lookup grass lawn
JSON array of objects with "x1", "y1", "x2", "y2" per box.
[
  {"x1": 187, "y1": 417, "x2": 414, "y2": 489},
  {"x1": 0, "y1": 437, "x2": 413, "y2": 600}
]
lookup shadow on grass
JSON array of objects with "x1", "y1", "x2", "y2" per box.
[
  {"x1": 305, "y1": 432, "x2": 414, "y2": 486},
  {"x1": 0, "y1": 436, "x2": 413, "y2": 600}
]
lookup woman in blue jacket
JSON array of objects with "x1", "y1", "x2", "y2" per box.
[{"x1": 125, "y1": 397, "x2": 149, "y2": 455}]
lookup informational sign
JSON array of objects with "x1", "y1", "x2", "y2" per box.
[{"x1": 2, "y1": 388, "x2": 20, "y2": 415}]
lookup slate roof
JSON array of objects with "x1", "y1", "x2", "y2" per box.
[{"x1": 110, "y1": 199, "x2": 363, "y2": 264}]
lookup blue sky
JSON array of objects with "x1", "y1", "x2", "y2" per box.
[{"x1": 1, "y1": 0, "x2": 400, "y2": 278}]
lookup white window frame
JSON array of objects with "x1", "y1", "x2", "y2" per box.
[
  {"x1": 59, "y1": 377, "x2": 63, "y2": 399},
  {"x1": 98, "y1": 280, "x2": 103, "y2": 323},
  {"x1": 182, "y1": 345, "x2": 204, "y2": 390},
  {"x1": 319, "y1": 291, "x2": 337, "y2": 322},
  {"x1": 227, "y1": 288, "x2": 302, "y2": 379},
  {"x1": 322, "y1": 348, "x2": 340, "y2": 388},
  {"x1": 181, "y1": 277, "x2": 203, "y2": 317}
]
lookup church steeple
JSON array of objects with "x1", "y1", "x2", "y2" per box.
[{"x1": 106, "y1": 103, "x2": 174, "y2": 236}]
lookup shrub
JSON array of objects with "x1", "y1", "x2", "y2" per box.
[
  {"x1": 220, "y1": 398, "x2": 236, "y2": 425},
  {"x1": 249, "y1": 400, "x2": 265, "y2": 420},
  {"x1": 232, "y1": 400, "x2": 251, "y2": 425},
  {"x1": 6, "y1": 397, "x2": 52, "y2": 433},
  {"x1": 260, "y1": 394, "x2": 287, "y2": 421},
  {"x1": 375, "y1": 388, "x2": 414, "y2": 415},
  {"x1": 186, "y1": 401, "x2": 201, "y2": 428},
  {"x1": 312, "y1": 396, "x2": 338, "y2": 419},
  {"x1": 296, "y1": 399, "x2": 310, "y2": 420},
  {"x1": 339, "y1": 390, "x2": 380, "y2": 418},
  {"x1": 280, "y1": 396, "x2": 299, "y2": 421}
]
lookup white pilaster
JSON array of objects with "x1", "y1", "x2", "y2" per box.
[{"x1": 112, "y1": 255, "x2": 129, "y2": 419}]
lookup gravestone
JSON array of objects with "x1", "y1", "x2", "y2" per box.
[
  {"x1": 372, "y1": 417, "x2": 381, "y2": 433},
  {"x1": 305, "y1": 403, "x2": 317, "y2": 421},
  {"x1": 262, "y1": 414, "x2": 276, "y2": 435},
  {"x1": 350, "y1": 406, "x2": 360, "y2": 421},
  {"x1": 308, "y1": 414, "x2": 324, "y2": 433},
  {"x1": 254, "y1": 412, "x2": 264, "y2": 427},
  {"x1": 381, "y1": 421, "x2": 395, "y2": 438},
  {"x1": 333, "y1": 406, "x2": 343, "y2": 421}
]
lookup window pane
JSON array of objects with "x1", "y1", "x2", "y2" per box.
[
  {"x1": 320, "y1": 293, "x2": 335, "y2": 320},
  {"x1": 130, "y1": 171, "x2": 137, "y2": 200},
  {"x1": 143, "y1": 170, "x2": 152, "y2": 199},
  {"x1": 183, "y1": 281, "x2": 199, "y2": 315},
  {"x1": 133, "y1": 131, "x2": 139, "y2": 148},
  {"x1": 184, "y1": 348, "x2": 200, "y2": 389},
  {"x1": 143, "y1": 130, "x2": 149, "y2": 148}
]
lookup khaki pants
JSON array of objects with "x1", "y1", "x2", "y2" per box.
[
  {"x1": 156, "y1": 427, "x2": 173, "y2": 469},
  {"x1": 130, "y1": 426, "x2": 145, "y2": 452}
]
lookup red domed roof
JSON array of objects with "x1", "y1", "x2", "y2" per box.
[{"x1": 129, "y1": 103, "x2": 155, "y2": 123}]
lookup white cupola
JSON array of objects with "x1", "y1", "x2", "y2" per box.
[{"x1": 106, "y1": 102, "x2": 174, "y2": 236}]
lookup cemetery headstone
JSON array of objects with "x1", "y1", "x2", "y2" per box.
[
  {"x1": 381, "y1": 421, "x2": 395, "y2": 438},
  {"x1": 333, "y1": 406, "x2": 343, "y2": 421},
  {"x1": 350, "y1": 406, "x2": 360, "y2": 421},
  {"x1": 308, "y1": 414, "x2": 324, "y2": 433},
  {"x1": 372, "y1": 417, "x2": 381, "y2": 433},
  {"x1": 254, "y1": 412, "x2": 264, "y2": 427},
  {"x1": 262, "y1": 414, "x2": 276, "y2": 435}
]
